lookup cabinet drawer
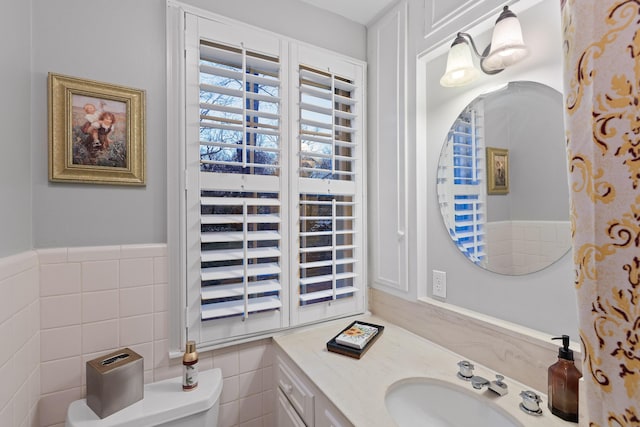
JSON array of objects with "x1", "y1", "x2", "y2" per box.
[
  {"x1": 317, "y1": 406, "x2": 351, "y2": 427},
  {"x1": 277, "y1": 388, "x2": 307, "y2": 427},
  {"x1": 276, "y1": 355, "x2": 315, "y2": 427}
]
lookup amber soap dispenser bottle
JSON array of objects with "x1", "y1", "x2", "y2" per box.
[{"x1": 548, "y1": 335, "x2": 581, "y2": 422}]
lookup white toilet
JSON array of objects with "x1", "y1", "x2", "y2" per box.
[{"x1": 66, "y1": 368, "x2": 223, "y2": 427}]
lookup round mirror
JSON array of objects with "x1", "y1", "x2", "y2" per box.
[{"x1": 436, "y1": 81, "x2": 570, "y2": 275}]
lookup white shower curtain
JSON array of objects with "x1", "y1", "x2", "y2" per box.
[{"x1": 562, "y1": 0, "x2": 640, "y2": 425}]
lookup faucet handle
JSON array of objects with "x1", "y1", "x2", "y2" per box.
[
  {"x1": 519, "y1": 390, "x2": 543, "y2": 415},
  {"x1": 488, "y1": 374, "x2": 508, "y2": 395},
  {"x1": 457, "y1": 360, "x2": 474, "y2": 380}
]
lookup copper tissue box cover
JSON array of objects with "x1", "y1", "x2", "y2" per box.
[{"x1": 86, "y1": 348, "x2": 143, "y2": 419}]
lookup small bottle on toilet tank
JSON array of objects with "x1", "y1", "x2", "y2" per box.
[{"x1": 182, "y1": 340, "x2": 199, "y2": 391}]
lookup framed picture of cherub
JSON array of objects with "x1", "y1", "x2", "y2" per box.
[
  {"x1": 48, "y1": 73, "x2": 146, "y2": 185},
  {"x1": 486, "y1": 146, "x2": 509, "y2": 195}
]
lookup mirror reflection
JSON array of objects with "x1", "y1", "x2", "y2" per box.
[{"x1": 436, "y1": 81, "x2": 570, "y2": 275}]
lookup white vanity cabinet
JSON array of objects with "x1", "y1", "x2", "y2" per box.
[{"x1": 275, "y1": 346, "x2": 353, "y2": 427}]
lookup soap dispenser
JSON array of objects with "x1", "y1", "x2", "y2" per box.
[{"x1": 548, "y1": 335, "x2": 581, "y2": 422}]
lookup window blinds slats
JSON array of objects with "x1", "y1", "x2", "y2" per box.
[
  {"x1": 297, "y1": 193, "x2": 358, "y2": 307},
  {"x1": 180, "y1": 13, "x2": 366, "y2": 346},
  {"x1": 200, "y1": 141, "x2": 280, "y2": 154},
  {"x1": 201, "y1": 279, "x2": 281, "y2": 300},
  {"x1": 299, "y1": 257, "x2": 356, "y2": 269},
  {"x1": 299, "y1": 117, "x2": 332, "y2": 133},
  {"x1": 299, "y1": 83, "x2": 356, "y2": 106},
  {"x1": 299, "y1": 230, "x2": 354, "y2": 238},
  {"x1": 200, "y1": 102, "x2": 279, "y2": 120},
  {"x1": 298, "y1": 65, "x2": 358, "y2": 182},
  {"x1": 200, "y1": 83, "x2": 281, "y2": 105},
  {"x1": 299, "y1": 272, "x2": 357, "y2": 286},
  {"x1": 201, "y1": 247, "x2": 281, "y2": 262},
  {"x1": 198, "y1": 39, "x2": 281, "y2": 177},
  {"x1": 299, "y1": 68, "x2": 356, "y2": 92},
  {"x1": 200, "y1": 43, "x2": 279, "y2": 75},
  {"x1": 201, "y1": 196, "x2": 280, "y2": 207},
  {"x1": 200, "y1": 159, "x2": 282, "y2": 170},
  {"x1": 201, "y1": 230, "x2": 280, "y2": 243},
  {"x1": 201, "y1": 263, "x2": 281, "y2": 281},
  {"x1": 194, "y1": 38, "x2": 284, "y2": 332},
  {"x1": 199, "y1": 121, "x2": 280, "y2": 137},
  {"x1": 201, "y1": 213, "x2": 281, "y2": 225},
  {"x1": 299, "y1": 286, "x2": 358, "y2": 303},
  {"x1": 299, "y1": 152, "x2": 355, "y2": 162},
  {"x1": 201, "y1": 296, "x2": 282, "y2": 321},
  {"x1": 200, "y1": 64, "x2": 278, "y2": 88},
  {"x1": 298, "y1": 101, "x2": 331, "y2": 116},
  {"x1": 299, "y1": 244, "x2": 356, "y2": 254},
  {"x1": 299, "y1": 168, "x2": 355, "y2": 177},
  {"x1": 300, "y1": 215, "x2": 355, "y2": 221}
]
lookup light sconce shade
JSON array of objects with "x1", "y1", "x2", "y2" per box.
[
  {"x1": 483, "y1": 6, "x2": 529, "y2": 72},
  {"x1": 440, "y1": 35, "x2": 481, "y2": 87},
  {"x1": 440, "y1": 5, "x2": 529, "y2": 87}
]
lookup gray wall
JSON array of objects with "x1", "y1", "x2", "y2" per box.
[
  {"x1": 14, "y1": 0, "x2": 364, "y2": 251},
  {"x1": 421, "y1": 0, "x2": 578, "y2": 336},
  {"x1": 484, "y1": 82, "x2": 568, "y2": 222},
  {"x1": 0, "y1": 1, "x2": 32, "y2": 258}
]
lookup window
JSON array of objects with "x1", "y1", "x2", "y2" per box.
[{"x1": 167, "y1": 5, "x2": 366, "y2": 350}]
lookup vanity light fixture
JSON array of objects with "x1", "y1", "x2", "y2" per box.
[{"x1": 440, "y1": 5, "x2": 529, "y2": 88}]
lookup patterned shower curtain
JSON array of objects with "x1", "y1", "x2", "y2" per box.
[{"x1": 562, "y1": 0, "x2": 640, "y2": 425}]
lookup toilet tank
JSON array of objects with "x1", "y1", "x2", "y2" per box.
[{"x1": 66, "y1": 368, "x2": 223, "y2": 427}]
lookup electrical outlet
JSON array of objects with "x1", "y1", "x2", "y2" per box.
[{"x1": 433, "y1": 270, "x2": 447, "y2": 299}]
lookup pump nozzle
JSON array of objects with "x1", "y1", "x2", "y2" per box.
[{"x1": 552, "y1": 335, "x2": 573, "y2": 360}]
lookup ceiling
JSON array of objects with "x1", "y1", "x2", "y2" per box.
[{"x1": 298, "y1": 0, "x2": 396, "y2": 25}]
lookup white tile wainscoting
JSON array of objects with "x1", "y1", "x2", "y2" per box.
[
  {"x1": 484, "y1": 221, "x2": 571, "y2": 275},
  {"x1": 1, "y1": 244, "x2": 580, "y2": 427},
  {"x1": 0, "y1": 252, "x2": 40, "y2": 427},
  {"x1": 0, "y1": 245, "x2": 275, "y2": 427}
]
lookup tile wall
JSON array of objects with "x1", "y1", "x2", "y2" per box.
[
  {"x1": 0, "y1": 245, "x2": 274, "y2": 427},
  {"x1": 0, "y1": 251, "x2": 40, "y2": 427},
  {"x1": 485, "y1": 220, "x2": 571, "y2": 274}
]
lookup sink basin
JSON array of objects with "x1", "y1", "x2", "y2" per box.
[{"x1": 385, "y1": 378, "x2": 523, "y2": 427}]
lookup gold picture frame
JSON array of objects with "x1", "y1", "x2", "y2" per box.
[
  {"x1": 486, "y1": 147, "x2": 509, "y2": 195},
  {"x1": 48, "y1": 73, "x2": 146, "y2": 185}
]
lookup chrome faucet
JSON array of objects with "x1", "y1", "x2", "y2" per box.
[
  {"x1": 470, "y1": 375, "x2": 490, "y2": 389},
  {"x1": 457, "y1": 360, "x2": 474, "y2": 380},
  {"x1": 470, "y1": 374, "x2": 508, "y2": 396}
]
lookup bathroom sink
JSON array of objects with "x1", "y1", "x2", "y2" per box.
[{"x1": 385, "y1": 378, "x2": 523, "y2": 427}]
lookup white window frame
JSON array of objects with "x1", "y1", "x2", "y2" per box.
[{"x1": 166, "y1": 1, "x2": 367, "y2": 354}]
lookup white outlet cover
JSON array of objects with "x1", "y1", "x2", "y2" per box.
[{"x1": 432, "y1": 270, "x2": 447, "y2": 298}]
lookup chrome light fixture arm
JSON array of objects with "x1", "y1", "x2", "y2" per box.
[{"x1": 455, "y1": 32, "x2": 503, "y2": 75}]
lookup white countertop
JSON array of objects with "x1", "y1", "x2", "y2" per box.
[{"x1": 273, "y1": 315, "x2": 575, "y2": 427}]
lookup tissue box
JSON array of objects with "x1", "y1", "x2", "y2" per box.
[{"x1": 86, "y1": 348, "x2": 143, "y2": 419}]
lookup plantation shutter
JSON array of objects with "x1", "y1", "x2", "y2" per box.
[
  {"x1": 439, "y1": 103, "x2": 487, "y2": 267},
  {"x1": 178, "y1": 11, "x2": 366, "y2": 347},
  {"x1": 292, "y1": 54, "x2": 365, "y2": 325},
  {"x1": 185, "y1": 15, "x2": 288, "y2": 345}
]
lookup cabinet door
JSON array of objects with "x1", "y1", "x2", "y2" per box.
[{"x1": 277, "y1": 389, "x2": 307, "y2": 427}]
